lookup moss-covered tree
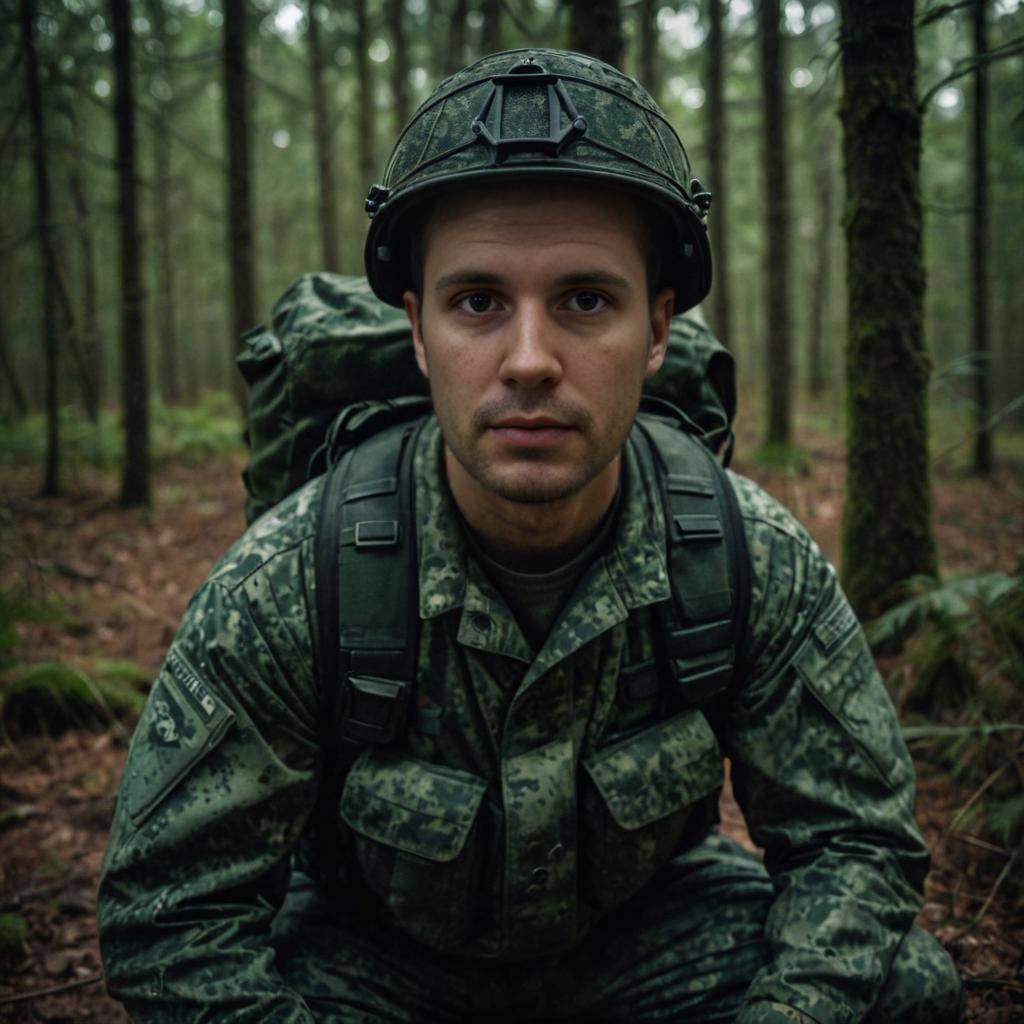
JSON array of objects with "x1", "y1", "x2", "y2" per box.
[
  {"x1": 308, "y1": 2, "x2": 341, "y2": 272},
  {"x1": 705, "y1": 0, "x2": 731, "y2": 349},
  {"x1": 839, "y1": 0, "x2": 938, "y2": 617}
]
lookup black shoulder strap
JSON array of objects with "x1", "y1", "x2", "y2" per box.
[
  {"x1": 314, "y1": 415, "x2": 426, "y2": 801},
  {"x1": 634, "y1": 414, "x2": 751, "y2": 732}
]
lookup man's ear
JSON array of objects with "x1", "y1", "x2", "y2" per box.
[
  {"x1": 645, "y1": 287, "x2": 675, "y2": 378},
  {"x1": 403, "y1": 291, "x2": 429, "y2": 378}
]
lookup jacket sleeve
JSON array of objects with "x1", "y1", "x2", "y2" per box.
[
  {"x1": 725, "y1": 475, "x2": 930, "y2": 1024},
  {"x1": 98, "y1": 530, "x2": 322, "y2": 1023}
]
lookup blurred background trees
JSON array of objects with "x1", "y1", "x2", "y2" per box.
[{"x1": 1, "y1": 0, "x2": 1022, "y2": 595}]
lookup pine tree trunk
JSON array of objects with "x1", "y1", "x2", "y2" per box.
[
  {"x1": 19, "y1": 0, "x2": 60, "y2": 496},
  {"x1": 705, "y1": 0, "x2": 731, "y2": 349},
  {"x1": 111, "y1": 0, "x2": 150, "y2": 507},
  {"x1": 807, "y1": 120, "x2": 834, "y2": 399},
  {"x1": 971, "y1": 0, "x2": 992, "y2": 474},
  {"x1": 223, "y1": 0, "x2": 256, "y2": 407},
  {"x1": 355, "y1": 0, "x2": 375, "y2": 190},
  {"x1": 760, "y1": 0, "x2": 792, "y2": 446},
  {"x1": 839, "y1": 0, "x2": 937, "y2": 617},
  {"x1": 445, "y1": 0, "x2": 469, "y2": 76},
  {"x1": 148, "y1": 0, "x2": 182, "y2": 404},
  {"x1": 0, "y1": 291, "x2": 28, "y2": 418},
  {"x1": 389, "y1": 0, "x2": 411, "y2": 131},
  {"x1": 481, "y1": 0, "x2": 502, "y2": 55},
  {"x1": 567, "y1": 0, "x2": 623, "y2": 68},
  {"x1": 637, "y1": 0, "x2": 658, "y2": 100},
  {"x1": 67, "y1": 105, "x2": 104, "y2": 415},
  {"x1": 308, "y1": 4, "x2": 341, "y2": 272}
]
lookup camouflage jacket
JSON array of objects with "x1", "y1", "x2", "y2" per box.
[{"x1": 98, "y1": 416, "x2": 929, "y2": 1023}]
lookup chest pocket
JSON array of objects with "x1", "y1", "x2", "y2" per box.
[
  {"x1": 580, "y1": 707, "x2": 723, "y2": 912},
  {"x1": 339, "y1": 748, "x2": 489, "y2": 950}
]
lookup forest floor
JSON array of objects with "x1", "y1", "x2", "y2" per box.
[{"x1": 1, "y1": 421, "x2": 1022, "y2": 1022}]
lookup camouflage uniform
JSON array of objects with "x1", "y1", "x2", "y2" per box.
[{"x1": 98, "y1": 417, "x2": 963, "y2": 1023}]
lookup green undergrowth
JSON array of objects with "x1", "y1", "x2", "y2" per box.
[
  {"x1": 0, "y1": 391, "x2": 244, "y2": 474},
  {"x1": 0, "y1": 659, "x2": 148, "y2": 741},
  {"x1": 752, "y1": 441, "x2": 811, "y2": 474},
  {"x1": 868, "y1": 559, "x2": 1024, "y2": 893}
]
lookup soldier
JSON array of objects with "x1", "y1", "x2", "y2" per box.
[{"x1": 99, "y1": 49, "x2": 963, "y2": 1022}]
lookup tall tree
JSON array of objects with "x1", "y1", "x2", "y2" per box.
[
  {"x1": 637, "y1": 0, "x2": 659, "y2": 100},
  {"x1": 759, "y1": 0, "x2": 792, "y2": 446},
  {"x1": 971, "y1": 0, "x2": 993, "y2": 474},
  {"x1": 355, "y1": 0, "x2": 375, "y2": 189},
  {"x1": 445, "y1": 0, "x2": 469, "y2": 76},
  {"x1": 223, "y1": 0, "x2": 256, "y2": 404},
  {"x1": 65, "y1": 101, "x2": 104, "y2": 414},
  {"x1": 567, "y1": 0, "x2": 623, "y2": 68},
  {"x1": 308, "y1": 2, "x2": 341, "y2": 271},
  {"x1": 839, "y1": 0, "x2": 937, "y2": 616},
  {"x1": 148, "y1": 0, "x2": 182, "y2": 404},
  {"x1": 389, "y1": 0, "x2": 411, "y2": 131},
  {"x1": 705, "y1": 0, "x2": 732, "y2": 348},
  {"x1": 19, "y1": 0, "x2": 61, "y2": 496},
  {"x1": 481, "y1": 0, "x2": 502, "y2": 54},
  {"x1": 806, "y1": 119, "x2": 835, "y2": 399},
  {"x1": 111, "y1": 0, "x2": 150, "y2": 507},
  {"x1": 0, "y1": 290, "x2": 28, "y2": 419}
]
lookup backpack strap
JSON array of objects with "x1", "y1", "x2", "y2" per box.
[
  {"x1": 314, "y1": 414, "x2": 426, "y2": 802},
  {"x1": 633, "y1": 412, "x2": 751, "y2": 731}
]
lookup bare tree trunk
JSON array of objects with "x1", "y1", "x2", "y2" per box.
[
  {"x1": 567, "y1": 0, "x2": 623, "y2": 68},
  {"x1": 111, "y1": 0, "x2": 150, "y2": 507},
  {"x1": 481, "y1": 0, "x2": 502, "y2": 54},
  {"x1": 807, "y1": 119, "x2": 834, "y2": 399},
  {"x1": 223, "y1": 0, "x2": 256, "y2": 408},
  {"x1": 760, "y1": 0, "x2": 792, "y2": 447},
  {"x1": 19, "y1": 0, "x2": 61, "y2": 496},
  {"x1": 637, "y1": 0, "x2": 658, "y2": 99},
  {"x1": 355, "y1": 0, "x2": 376, "y2": 189},
  {"x1": 445, "y1": 0, "x2": 469, "y2": 76},
  {"x1": 971, "y1": 0, "x2": 992, "y2": 474},
  {"x1": 839, "y1": 0, "x2": 937, "y2": 617},
  {"x1": 148, "y1": 0, "x2": 182, "y2": 405},
  {"x1": 308, "y1": 3, "x2": 341, "y2": 271},
  {"x1": 0, "y1": 291, "x2": 28, "y2": 418},
  {"x1": 705, "y1": 0, "x2": 731, "y2": 349},
  {"x1": 66, "y1": 104, "x2": 103, "y2": 416},
  {"x1": 389, "y1": 0, "x2": 411, "y2": 131}
]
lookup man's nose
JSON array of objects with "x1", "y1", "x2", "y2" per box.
[{"x1": 498, "y1": 302, "x2": 563, "y2": 388}]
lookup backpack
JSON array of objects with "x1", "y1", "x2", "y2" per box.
[
  {"x1": 237, "y1": 272, "x2": 738, "y2": 526},
  {"x1": 237, "y1": 273, "x2": 750, "y2": 805}
]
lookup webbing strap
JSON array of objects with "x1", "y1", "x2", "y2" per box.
[
  {"x1": 315, "y1": 417, "x2": 425, "y2": 807},
  {"x1": 634, "y1": 413, "x2": 751, "y2": 715}
]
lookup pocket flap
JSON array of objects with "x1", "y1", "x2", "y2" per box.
[
  {"x1": 584, "y1": 709, "x2": 723, "y2": 830},
  {"x1": 340, "y1": 750, "x2": 488, "y2": 862}
]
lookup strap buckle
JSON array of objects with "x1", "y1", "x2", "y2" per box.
[{"x1": 342, "y1": 675, "x2": 409, "y2": 744}]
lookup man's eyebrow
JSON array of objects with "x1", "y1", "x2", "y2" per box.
[{"x1": 432, "y1": 269, "x2": 633, "y2": 291}]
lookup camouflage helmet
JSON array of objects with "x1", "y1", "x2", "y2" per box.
[{"x1": 363, "y1": 48, "x2": 713, "y2": 313}]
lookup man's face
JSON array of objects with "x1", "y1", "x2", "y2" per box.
[{"x1": 404, "y1": 184, "x2": 674, "y2": 517}]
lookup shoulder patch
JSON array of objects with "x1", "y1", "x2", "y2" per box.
[
  {"x1": 121, "y1": 649, "x2": 235, "y2": 826},
  {"x1": 812, "y1": 596, "x2": 860, "y2": 657}
]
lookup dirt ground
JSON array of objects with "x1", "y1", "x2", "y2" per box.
[{"x1": 1, "y1": 433, "x2": 1022, "y2": 1021}]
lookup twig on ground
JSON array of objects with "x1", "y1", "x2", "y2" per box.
[
  {"x1": 0, "y1": 973, "x2": 103, "y2": 1005},
  {"x1": 951, "y1": 846, "x2": 1021, "y2": 938}
]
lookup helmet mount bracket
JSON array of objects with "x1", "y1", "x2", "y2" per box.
[{"x1": 470, "y1": 60, "x2": 588, "y2": 165}]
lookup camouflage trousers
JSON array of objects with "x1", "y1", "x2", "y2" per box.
[{"x1": 271, "y1": 833, "x2": 963, "y2": 1023}]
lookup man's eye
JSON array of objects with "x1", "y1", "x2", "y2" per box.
[
  {"x1": 457, "y1": 293, "x2": 499, "y2": 314},
  {"x1": 564, "y1": 291, "x2": 607, "y2": 313}
]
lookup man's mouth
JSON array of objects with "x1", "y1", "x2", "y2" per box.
[{"x1": 490, "y1": 417, "x2": 573, "y2": 447}]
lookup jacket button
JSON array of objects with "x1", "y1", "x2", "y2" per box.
[
  {"x1": 530, "y1": 866, "x2": 549, "y2": 885},
  {"x1": 547, "y1": 843, "x2": 565, "y2": 863},
  {"x1": 471, "y1": 612, "x2": 492, "y2": 632}
]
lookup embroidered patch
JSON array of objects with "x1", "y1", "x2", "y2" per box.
[{"x1": 813, "y1": 596, "x2": 859, "y2": 656}]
